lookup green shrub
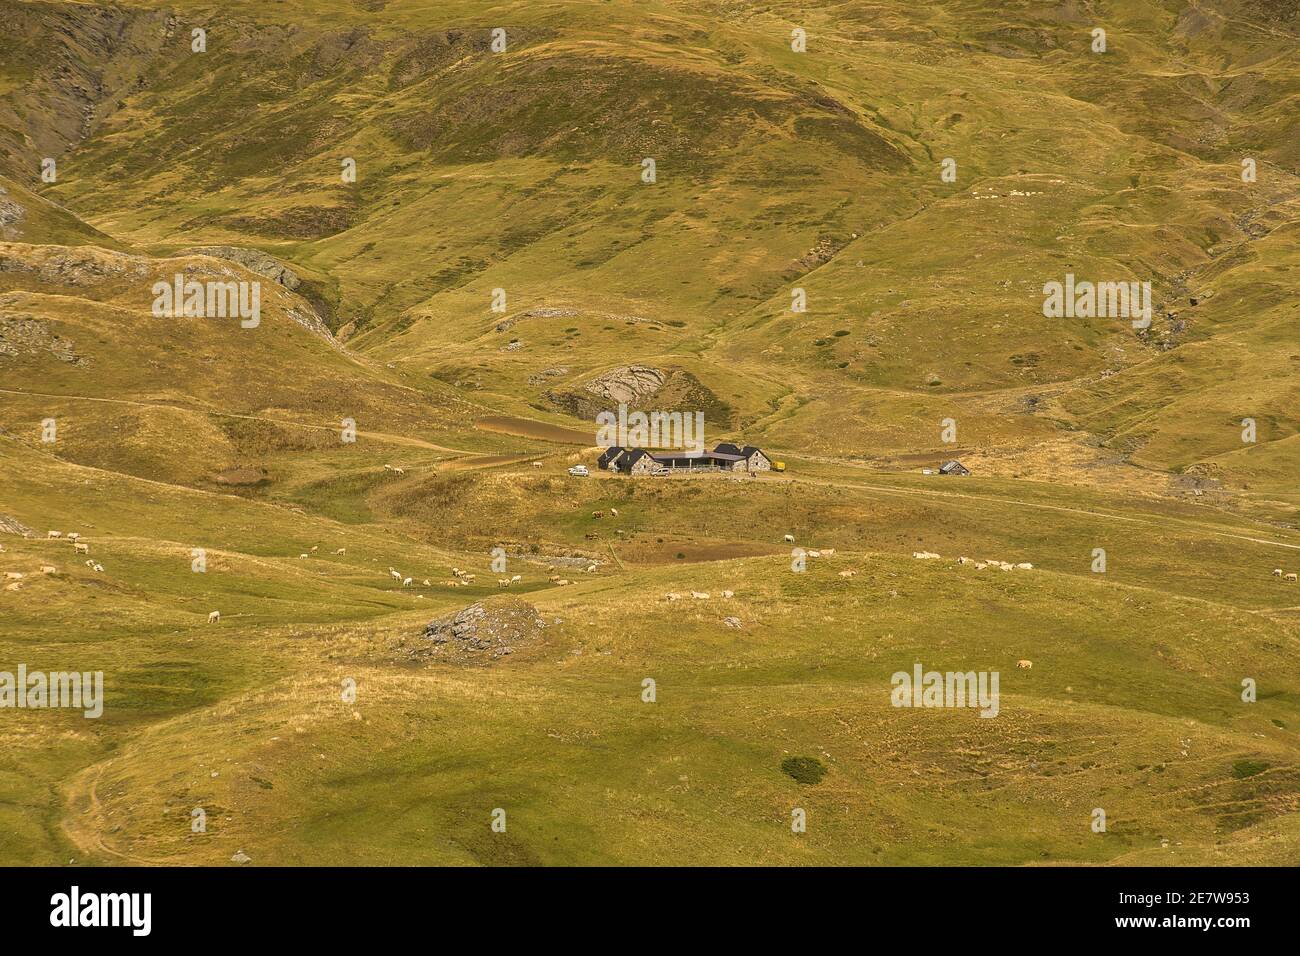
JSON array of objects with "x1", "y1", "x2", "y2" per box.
[{"x1": 781, "y1": 756, "x2": 827, "y2": 785}]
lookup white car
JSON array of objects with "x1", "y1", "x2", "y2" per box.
[{"x1": 567, "y1": 465, "x2": 590, "y2": 477}]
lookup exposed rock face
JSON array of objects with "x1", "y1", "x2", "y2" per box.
[
  {"x1": 544, "y1": 364, "x2": 668, "y2": 420},
  {"x1": 582, "y1": 365, "x2": 666, "y2": 405},
  {"x1": 0, "y1": 514, "x2": 35, "y2": 537},
  {"x1": 0, "y1": 186, "x2": 24, "y2": 235},
  {"x1": 0, "y1": 243, "x2": 150, "y2": 285},
  {"x1": 423, "y1": 600, "x2": 545, "y2": 658},
  {"x1": 0, "y1": 312, "x2": 85, "y2": 365},
  {"x1": 181, "y1": 246, "x2": 302, "y2": 291}
]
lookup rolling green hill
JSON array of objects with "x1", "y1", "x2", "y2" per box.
[{"x1": 0, "y1": 0, "x2": 1297, "y2": 866}]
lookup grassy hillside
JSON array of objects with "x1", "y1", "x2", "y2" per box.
[{"x1": 0, "y1": 0, "x2": 1297, "y2": 866}]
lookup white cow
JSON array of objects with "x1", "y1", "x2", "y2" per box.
[
  {"x1": 783, "y1": 534, "x2": 795, "y2": 543},
  {"x1": 208, "y1": 611, "x2": 221, "y2": 624},
  {"x1": 74, "y1": 542, "x2": 90, "y2": 554}
]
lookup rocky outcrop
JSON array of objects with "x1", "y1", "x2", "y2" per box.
[
  {"x1": 581, "y1": 365, "x2": 666, "y2": 404},
  {"x1": 181, "y1": 246, "x2": 302, "y2": 291},
  {"x1": 423, "y1": 600, "x2": 546, "y2": 658},
  {"x1": 0, "y1": 185, "x2": 24, "y2": 236},
  {"x1": 545, "y1": 364, "x2": 666, "y2": 419},
  {"x1": 0, "y1": 514, "x2": 35, "y2": 537}
]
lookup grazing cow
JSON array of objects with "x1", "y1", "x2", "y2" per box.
[
  {"x1": 690, "y1": 591, "x2": 710, "y2": 600},
  {"x1": 1287, "y1": 573, "x2": 1298, "y2": 583},
  {"x1": 584, "y1": 533, "x2": 597, "y2": 540},
  {"x1": 74, "y1": 542, "x2": 90, "y2": 554},
  {"x1": 783, "y1": 534, "x2": 795, "y2": 543},
  {"x1": 807, "y1": 550, "x2": 821, "y2": 559},
  {"x1": 957, "y1": 557, "x2": 971, "y2": 565},
  {"x1": 665, "y1": 592, "x2": 681, "y2": 601},
  {"x1": 556, "y1": 579, "x2": 571, "y2": 586},
  {"x1": 498, "y1": 579, "x2": 511, "y2": 588},
  {"x1": 1016, "y1": 660, "x2": 1032, "y2": 669},
  {"x1": 610, "y1": 508, "x2": 619, "y2": 517},
  {"x1": 402, "y1": 577, "x2": 412, "y2": 587},
  {"x1": 423, "y1": 579, "x2": 431, "y2": 586},
  {"x1": 974, "y1": 563, "x2": 988, "y2": 570},
  {"x1": 838, "y1": 570, "x2": 856, "y2": 578},
  {"x1": 4, "y1": 571, "x2": 23, "y2": 580},
  {"x1": 39, "y1": 565, "x2": 56, "y2": 574},
  {"x1": 335, "y1": 548, "x2": 346, "y2": 555},
  {"x1": 584, "y1": 564, "x2": 597, "y2": 573},
  {"x1": 1016, "y1": 563, "x2": 1033, "y2": 570},
  {"x1": 1273, "y1": 568, "x2": 1284, "y2": 577},
  {"x1": 48, "y1": 531, "x2": 61, "y2": 539},
  {"x1": 208, "y1": 611, "x2": 220, "y2": 623},
  {"x1": 821, "y1": 548, "x2": 835, "y2": 556},
  {"x1": 390, "y1": 570, "x2": 402, "y2": 581},
  {"x1": 310, "y1": 546, "x2": 318, "y2": 553},
  {"x1": 532, "y1": 461, "x2": 542, "y2": 468},
  {"x1": 721, "y1": 589, "x2": 735, "y2": 598},
  {"x1": 592, "y1": 511, "x2": 604, "y2": 519},
  {"x1": 67, "y1": 533, "x2": 80, "y2": 541},
  {"x1": 300, "y1": 553, "x2": 309, "y2": 559},
  {"x1": 511, "y1": 574, "x2": 522, "y2": 582},
  {"x1": 549, "y1": 575, "x2": 561, "y2": 584},
  {"x1": 92, "y1": 564, "x2": 103, "y2": 572}
]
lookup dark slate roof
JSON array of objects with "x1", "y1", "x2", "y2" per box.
[
  {"x1": 652, "y1": 451, "x2": 744, "y2": 463},
  {"x1": 939, "y1": 460, "x2": 969, "y2": 473},
  {"x1": 712, "y1": 442, "x2": 743, "y2": 456},
  {"x1": 597, "y1": 446, "x2": 624, "y2": 468},
  {"x1": 740, "y1": 445, "x2": 767, "y2": 459}
]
